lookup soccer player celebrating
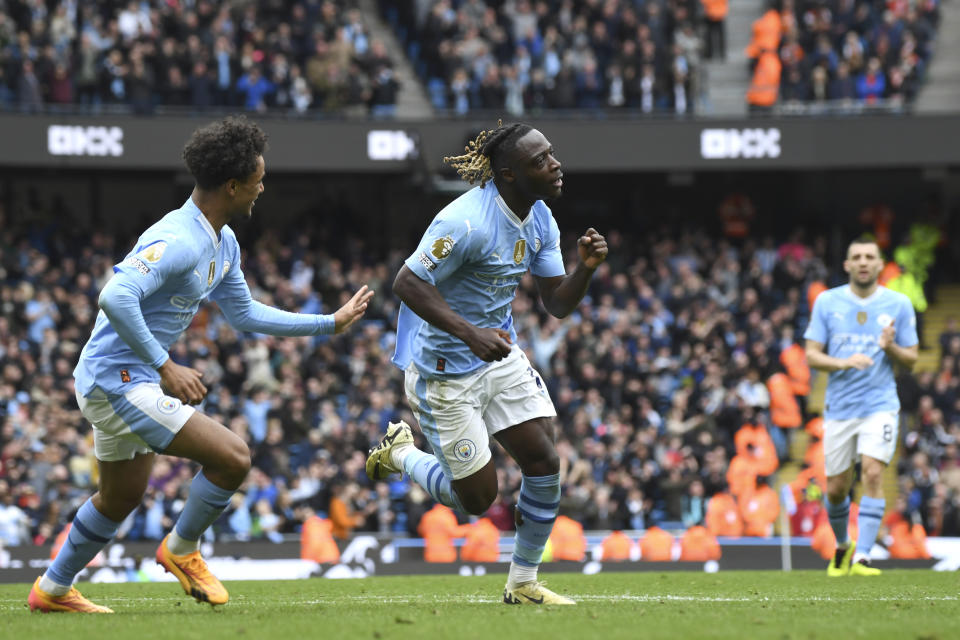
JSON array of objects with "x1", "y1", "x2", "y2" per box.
[
  {"x1": 804, "y1": 236, "x2": 918, "y2": 576},
  {"x1": 366, "y1": 121, "x2": 607, "y2": 605},
  {"x1": 28, "y1": 116, "x2": 373, "y2": 613}
]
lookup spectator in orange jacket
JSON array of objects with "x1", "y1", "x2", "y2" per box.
[
  {"x1": 807, "y1": 281, "x2": 827, "y2": 313},
  {"x1": 640, "y1": 526, "x2": 675, "y2": 561},
  {"x1": 805, "y1": 416, "x2": 824, "y2": 440},
  {"x1": 418, "y1": 503, "x2": 465, "y2": 563},
  {"x1": 745, "y1": 9, "x2": 783, "y2": 60},
  {"x1": 740, "y1": 476, "x2": 780, "y2": 537},
  {"x1": 547, "y1": 515, "x2": 587, "y2": 562},
  {"x1": 601, "y1": 530, "x2": 636, "y2": 561},
  {"x1": 885, "y1": 521, "x2": 931, "y2": 559},
  {"x1": 300, "y1": 510, "x2": 340, "y2": 563},
  {"x1": 734, "y1": 423, "x2": 779, "y2": 476},
  {"x1": 680, "y1": 525, "x2": 722, "y2": 561},
  {"x1": 726, "y1": 454, "x2": 759, "y2": 498},
  {"x1": 780, "y1": 343, "x2": 811, "y2": 397},
  {"x1": 328, "y1": 482, "x2": 370, "y2": 541},
  {"x1": 706, "y1": 492, "x2": 744, "y2": 537},
  {"x1": 746, "y1": 49, "x2": 781, "y2": 113},
  {"x1": 701, "y1": 0, "x2": 729, "y2": 60},
  {"x1": 460, "y1": 517, "x2": 501, "y2": 563},
  {"x1": 767, "y1": 370, "x2": 802, "y2": 429}
]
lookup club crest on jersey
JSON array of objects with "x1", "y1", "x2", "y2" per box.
[
  {"x1": 222, "y1": 260, "x2": 231, "y2": 277},
  {"x1": 857, "y1": 311, "x2": 867, "y2": 325},
  {"x1": 454, "y1": 438, "x2": 476, "y2": 462},
  {"x1": 513, "y1": 239, "x2": 527, "y2": 264},
  {"x1": 431, "y1": 236, "x2": 454, "y2": 260},
  {"x1": 534, "y1": 238, "x2": 541, "y2": 251},
  {"x1": 876, "y1": 313, "x2": 893, "y2": 327},
  {"x1": 140, "y1": 241, "x2": 167, "y2": 263},
  {"x1": 207, "y1": 261, "x2": 216, "y2": 286}
]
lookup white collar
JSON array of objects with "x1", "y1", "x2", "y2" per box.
[
  {"x1": 843, "y1": 284, "x2": 884, "y2": 306},
  {"x1": 494, "y1": 194, "x2": 534, "y2": 228},
  {"x1": 186, "y1": 197, "x2": 220, "y2": 247}
]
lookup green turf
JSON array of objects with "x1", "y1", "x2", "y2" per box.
[{"x1": 3, "y1": 570, "x2": 958, "y2": 640}]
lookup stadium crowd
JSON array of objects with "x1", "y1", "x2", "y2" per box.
[
  {"x1": 384, "y1": 0, "x2": 708, "y2": 115},
  {"x1": 745, "y1": 0, "x2": 941, "y2": 111},
  {"x1": 0, "y1": 0, "x2": 399, "y2": 117},
  {"x1": 0, "y1": 197, "x2": 958, "y2": 554}
]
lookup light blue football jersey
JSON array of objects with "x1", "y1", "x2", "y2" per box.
[
  {"x1": 393, "y1": 183, "x2": 565, "y2": 378},
  {"x1": 75, "y1": 197, "x2": 332, "y2": 397},
  {"x1": 804, "y1": 284, "x2": 918, "y2": 420}
]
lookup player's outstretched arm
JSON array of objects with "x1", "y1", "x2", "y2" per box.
[
  {"x1": 535, "y1": 227, "x2": 608, "y2": 318},
  {"x1": 393, "y1": 266, "x2": 511, "y2": 362},
  {"x1": 333, "y1": 285, "x2": 375, "y2": 334}
]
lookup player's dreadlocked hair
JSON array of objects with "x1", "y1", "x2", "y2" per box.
[
  {"x1": 183, "y1": 115, "x2": 268, "y2": 189},
  {"x1": 443, "y1": 120, "x2": 533, "y2": 188}
]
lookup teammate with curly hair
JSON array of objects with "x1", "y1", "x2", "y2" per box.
[
  {"x1": 28, "y1": 116, "x2": 374, "y2": 613},
  {"x1": 367, "y1": 120, "x2": 607, "y2": 605}
]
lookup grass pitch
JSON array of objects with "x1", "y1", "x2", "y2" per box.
[{"x1": 2, "y1": 570, "x2": 957, "y2": 640}]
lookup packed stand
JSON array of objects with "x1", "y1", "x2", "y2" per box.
[
  {"x1": 0, "y1": 1, "x2": 399, "y2": 117},
  {"x1": 381, "y1": 0, "x2": 707, "y2": 115},
  {"x1": 1, "y1": 198, "x2": 956, "y2": 555},
  {"x1": 744, "y1": 0, "x2": 941, "y2": 113}
]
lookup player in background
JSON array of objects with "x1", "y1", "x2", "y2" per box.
[
  {"x1": 366, "y1": 121, "x2": 607, "y2": 605},
  {"x1": 28, "y1": 116, "x2": 374, "y2": 613},
  {"x1": 804, "y1": 237, "x2": 918, "y2": 576}
]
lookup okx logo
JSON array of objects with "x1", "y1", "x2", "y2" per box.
[
  {"x1": 48, "y1": 125, "x2": 124, "y2": 157},
  {"x1": 700, "y1": 128, "x2": 781, "y2": 160}
]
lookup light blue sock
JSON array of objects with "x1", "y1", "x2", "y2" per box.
[
  {"x1": 826, "y1": 495, "x2": 850, "y2": 545},
  {"x1": 174, "y1": 471, "x2": 235, "y2": 542},
  {"x1": 402, "y1": 448, "x2": 465, "y2": 513},
  {"x1": 512, "y1": 473, "x2": 561, "y2": 568},
  {"x1": 856, "y1": 496, "x2": 886, "y2": 557},
  {"x1": 45, "y1": 499, "x2": 121, "y2": 587}
]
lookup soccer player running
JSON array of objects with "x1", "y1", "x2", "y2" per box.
[
  {"x1": 28, "y1": 116, "x2": 374, "y2": 613},
  {"x1": 804, "y1": 236, "x2": 918, "y2": 576},
  {"x1": 366, "y1": 121, "x2": 607, "y2": 605}
]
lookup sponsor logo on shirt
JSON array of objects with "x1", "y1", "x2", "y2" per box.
[
  {"x1": 431, "y1": 236, "x2": 454, "y2": 260},
  {"x1": 207, "y1": 261, "x2": 216, "y2": 286},
  {"x1": 140, "y1": 241, "x2": 167, "y2": 263},
  {"x1": 124, "y1": 256, "x2": 151, "y2": 275},
  {"x1": 857, "y1": 311, "x2": 867, "y2": 325},
  {"x1": 418, "y1": 251, "x2": 437, "y2": 271}
]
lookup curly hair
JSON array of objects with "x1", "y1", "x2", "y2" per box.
[
  {"x1": 182, "y1": 116, "x2": 268, "y2": 189},
  {"x1": 443, "y1": 120, "x2": 533, "y2": 187}
]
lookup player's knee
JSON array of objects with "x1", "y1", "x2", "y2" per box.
[
  {"x1": 522, "y1": 451, "x2": 560, "y2": 477},
  {"x1": 862, "y1": 466, "x2": 884, "y2": 489},
  {"x1": 459, "y1": 488, "x2": 496, "y2": 515},
  {"x1": 222, "y1": 439, "x2": 251, "y2": 486}
]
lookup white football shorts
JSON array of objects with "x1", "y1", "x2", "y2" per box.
[
  {"x1": 823, "y1": 410, "x2": 899, "y2": 476},
  {"x1": 76, "y1": 383, "x2": 195, "y2": 462},
  {"x1": 404, "y1": 344, "x2": 557, "y2": 480}
]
